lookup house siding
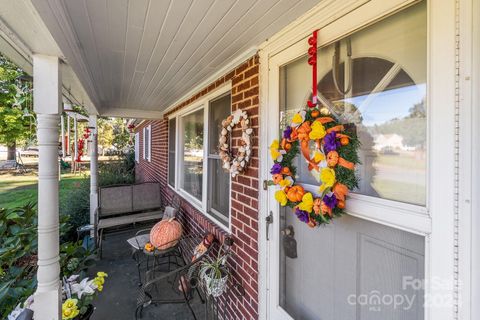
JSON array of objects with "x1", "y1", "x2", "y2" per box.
[{"x1": 135, "y1": 55, "x2": 260, "y2": 320}]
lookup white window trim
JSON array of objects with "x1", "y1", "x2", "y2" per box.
[
  {"x1": 258, "y1": 1, "x2": 457, "y2": 320},
  {"x1": 168, "y1": 84, "x2": 233, "y2": 232},
  {"x1": 168, "y1": 117, "x2": 177, "y2": 188},
  {"x1": 134, "y1": 132, "x2": 139, "y2": 163},
  {"x1": 142, "y1": 127, "x2": 146, "y2": 160},
  {"x1": 147, "y1": 124, "x2": 151, "y2": 162}
]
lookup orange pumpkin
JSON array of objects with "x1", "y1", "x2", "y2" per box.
[
  {"x1": 150, "y1": 218, "x2": 183, "y2": 250},
  {"x1": 311, "y1": 110, "x2": 320, "y2": 118},
  {"x1": 326, "y1": 151, "x2": 339, "y2": 167},
  {"x1": 286, "y1": 185, "x2": 305, "y2": 202},
  {"x1": 340, "y1": 137, "x2": 349, "y2": 146}
]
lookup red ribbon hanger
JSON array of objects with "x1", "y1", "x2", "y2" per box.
[{"x1": 307, "y1": 29, "x2": 319, "y2": 108}]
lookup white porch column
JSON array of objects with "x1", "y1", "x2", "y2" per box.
[
  {"x1": 89, "y1": 115, "x2": 98, "y2": 238},
  {"x1": 60, "y1": 114, "x2": 65, "y2": 158},
  {"x1": 66, "y1": 114, "x2": 70, "y2": 156},
  {"x1": 74, "y1": 114, "x2": 78, "y2": 160},
  {"x1": 33, "y1": 54, "x2": 62, "y2": 320}
]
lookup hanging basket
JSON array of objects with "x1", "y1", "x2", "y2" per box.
[{"x1": 201, "y1": 267, "x2": 229, "y2": 297}]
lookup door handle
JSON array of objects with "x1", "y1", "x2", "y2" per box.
[{"x1": 265, "y1": 211, "x2": 273, "y2": 241}]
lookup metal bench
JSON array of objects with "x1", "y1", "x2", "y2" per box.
[{"x1": 95, "y1": 182, "x2": 163, "y2": 256}]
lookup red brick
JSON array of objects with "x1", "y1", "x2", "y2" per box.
[{"x1": 136, "y1": 55, "x2": 260, "y2": 320}]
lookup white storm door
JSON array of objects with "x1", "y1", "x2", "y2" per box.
[{"x1": 263, "y1": 1, "x2": 438, "y2": 320}]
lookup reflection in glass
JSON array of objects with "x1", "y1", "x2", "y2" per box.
[
  {"x1": 182, "y1": 109, "x2": 204, "y2": 201},
  {"x1": 208, "y1": 94, "x2": 231, "y2": 223},
  {"x1": 279, "y1": 1, "x2": 426, "y2": 205}
]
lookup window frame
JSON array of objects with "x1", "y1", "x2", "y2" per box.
[
  {"x1": 142, "y1": 125, "x2": 151, "y2": 162},
  {"x1": 134, "y1": 132, "x2": 139, "y2": 163},
  {"x1": 168, "y1": 84, "x2": 232, "y2": 232},
  {"x1": 167, "y1": 117, "x2": 177, "y2": 188}
]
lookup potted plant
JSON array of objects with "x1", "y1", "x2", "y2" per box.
[
  {"x1": 199, "y1": 242, "x2": 231, "y2": 297},
  {"x1": 61, "y1": 272, "x2": 108, "y2": 320}
]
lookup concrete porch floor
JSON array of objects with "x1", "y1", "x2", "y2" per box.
[{"x1": 88, "y1": 227, "x2": 206, "y2": 320}]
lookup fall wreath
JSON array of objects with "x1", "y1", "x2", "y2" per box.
[
  {"x1": 269, "y1": 107, "x2": 360, "y2": 227},
  {"x1": 219, "y1": 109, "x2": 253, "y2": 178}
]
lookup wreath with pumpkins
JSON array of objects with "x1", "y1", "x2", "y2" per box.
[{"x1": 269, "y1": 106, "x2": 360, "y2": 227}]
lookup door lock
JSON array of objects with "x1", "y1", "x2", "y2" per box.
[{"x1": 265, "y1": 211, "x2": 273, "y2": 241}]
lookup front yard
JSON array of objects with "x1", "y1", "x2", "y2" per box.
[{"x1": 0, "y1": 171, "x2": 88, "y2": 209}]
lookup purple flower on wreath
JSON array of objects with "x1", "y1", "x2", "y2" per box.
[
  {"x1": 323, "y1": 192, "x2": 338, "y2": 209},
  {"x1": 270, "y1": 163, "x2": 282, "y2": 175},
  {"x1": 323, "y1": 131, "x2": 340, "y2": 153},
  {"x1": 283, "y1": 126, "x2": 292, "y2": 139},
  {"x1": 295, "y1": 208, "x2": 310, "y2": 223}
]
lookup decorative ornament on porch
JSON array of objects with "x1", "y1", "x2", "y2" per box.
[
  {"x1": 268, "y1": 30, "x2": 360, "y2": 227},
  {"x1": 218, "y1": 109, "x2": 253, "y2": 178}
]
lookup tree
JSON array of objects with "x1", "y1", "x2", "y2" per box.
[
  {"x1": 97, "y1": 117, "x2": 114, "y2": 156},
  {"x1": 0, "y1": 54, "x2": 33, "y2": 160},
  {"x1": 111, "y1": 118, "x2": 131, "y2": 152}
]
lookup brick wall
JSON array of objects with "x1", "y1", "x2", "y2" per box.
[{"x1": 135, "y1": 55, "x2": 260, "y2": 320}]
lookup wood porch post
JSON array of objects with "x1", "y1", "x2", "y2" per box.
[
  {"x1": 89, "y1": 115, "x2": 98, "y2": 238},
  {"x1": 33, "y1": 54, "x2": 62, "y2": 320}
]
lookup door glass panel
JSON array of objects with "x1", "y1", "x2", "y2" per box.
[
  {"x1": 279, "y1": 1, "x2": 427, "y2": 205},
  {"x1": 278, "y1": 2, "x2": 426, "y2": 319}
]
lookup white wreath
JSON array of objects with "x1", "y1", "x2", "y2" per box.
[{"x1": 218, "y1": 109, "x2": 253, "y2": 178}]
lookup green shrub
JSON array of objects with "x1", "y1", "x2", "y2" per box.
[
  {"x1": 0, "y1": 204, "x2": 91, "y2": 318},
  {"x1": 60, "y1": 151, "x2": 135, "y2": 240}
]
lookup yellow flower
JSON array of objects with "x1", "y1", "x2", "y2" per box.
[
  {"x1": 97, "y1": 271, "x2": 108, "y2": 278},
  {"x1": 62, "y1": 299, "x2": 79, "y2": 320},
  {"x1": 97, "y1": 284, "x2": 104, "y2": 292},
  {"x1": 279, "y1": 177, "x2": 293, "y2": 188},
  {"x1": 320, "y1": 167, "x2": 336, "y2": 192},
  {"x1": 275, "y1": 190, "x2": 288, "y2": 206},
  {"x1": 94, "y1": 276, "x2": 105, "y2": 286},
  {"x1": 309, "y1": 121, "x2": 326, "y2": 140},
  {"x1": 291, "y1": 110, "x2": 306, "y2": 128},
  {"x1": 270, "y1": 140, "x2": 283, "y2": 161},
  {"x1": 298, "y1": 192, "x2": 314, "y2": 213},
  {"x1": 314, "y1": 151, "x2": 325, "y2": 163},
  {"x1": 63, "y1": 299, "x2": 77, "y2": 309}
]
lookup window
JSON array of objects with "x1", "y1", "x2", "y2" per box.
[
  {"x1": 143, "y1": 125, "x2": 151, "y2": 162},
  {"x1": 168, "y1": 118, "x2": 176, "y2": 187},
  {"x1": 279, "y1": 1, "x2": 426, "y2": 205},
  {"x1": 207, "y1": 94, "x2": 231, "y2": 223},
  {"x1": 180, "y1": 109, "x2": 204, "y2": 201},
  {"x1": 170, "y1": 87, "x2": 232, "y2": 229},
  {"x1": 134, "y1": 132, "x2": 139, "y2": 162}
]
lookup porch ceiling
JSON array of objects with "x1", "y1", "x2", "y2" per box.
[{"x1": 29, "y1": 0, "x2": 321, "y2": 117}]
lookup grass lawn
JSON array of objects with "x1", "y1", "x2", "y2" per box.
[{"x1": 0, "y1": 170, "x2": 89, "y2": 209}]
